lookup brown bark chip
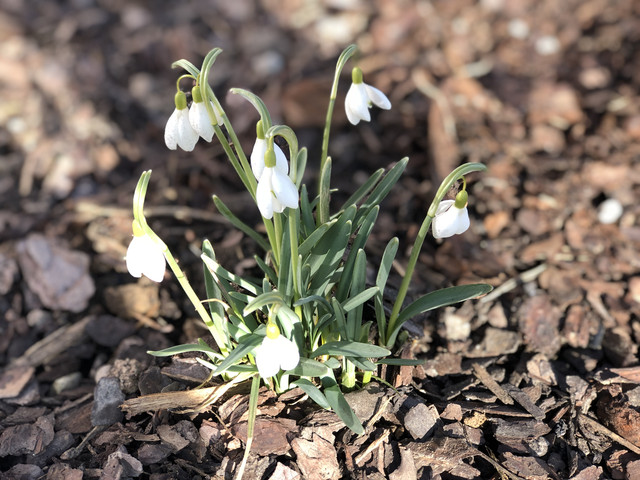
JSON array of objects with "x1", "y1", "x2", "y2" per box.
[
  {"x1": 518, "y1": 295, "x2": 562, "y2": 357},
  {"x1": 16, "y1": 233, "x2": 95, "y2": 312},
  {"x1": 233, "y1": 417, "x2": 297, "y2": 456},
  {"x1": 0, "y1": 365, "x2": 35, "y2": 399},
  {"x1": 0, "y1": 413, "x2": 55, "y2": 456},
  {"x1": 291, "y1": 434, "x2": 341, "y2": 480}
]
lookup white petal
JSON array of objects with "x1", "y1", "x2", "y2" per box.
[
  {"x1": 164, "y1": 109, "x2": 180, "y2": 150},
  {"x1": 176, "y1": 109, "x2": 199, "y2": 151},
  {"x1": 255, "y1": 338, "x2": 281, "y2": 378},
  {"x1": 345, "y1": 83, "x2": 370, "y2": 125},
  {"x1": 274, "y1": 144, "x2": 289, "y2": 175},
  {"x1": 364, "y1": 84, "x2": 391, "y2": 110},
  {"x1": 435, "y1": 199, "x2": 455, "y2": 215},
  {"x1": 250, "y1": 138, "x2": 267, "y2": 180},
  {"x1": 256, "y1": 169, "x2": 275, "y2": 219},
  {"x1": 274, "y1": 336, "x2": 300, "y2": 371},
  {"x1": 271, "y1": 168, "x2": 299, "y2": 209},
  {"x1": 126, "y1": 235, "x2": 166, "y2": 282},
  {"x1": 189, "y1": 102, "x2": 214, "y2": 142},
  {"x1": 432, "y1": 203, "x2": 470, "y2": 239}
]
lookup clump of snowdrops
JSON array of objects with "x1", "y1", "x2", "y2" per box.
[{"x1": 125, "y1": 44, "x2": 490, "y2": 470}]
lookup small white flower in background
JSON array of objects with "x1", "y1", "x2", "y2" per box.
[
  {"x1": 189, "y1": 85, "x2": 222, "y2": 143},
  {"x1": 165, "y1": 91, "x2": 199, "y2": 151},
  {"x1": 255, "y1": 144, "x2": 299, "y2": 219},
  {"x1": 126, "y1": 221, "x2": 166, "y2": 283},
  {"x1": 250, "y1": 121, "x2": 288, "y2": 180},
  {"x1": 255, "y1": 323, "x2": 300, "y2": 378},
  {"x1": 432, "y1": 190, "x2": 470, "y2": 239},
  {"x1": 345, "y1": 66, "x2": 391, "y2": 125},
  {"x1": 598, "y1": 198, "x2": 623, "y2": 224}
]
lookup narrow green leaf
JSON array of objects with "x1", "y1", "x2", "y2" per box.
[
  {"x1": 243, "y1": 291, "x2": 285, "y2": 315},
  {"x1": 323, "y1": 382, "x2": 364, "y2": 434},
  {"x1": 356, "y1": 157, "x2": 408, "y2": 225},
  {"x1": 388, "y1": 283, "x2": 493, "y2": 345},
  {"x1": 293, "y1": 295, "x2": 332, "y2": 313},
  {"x1": 147, "y1": 343, "x2": 219, "y2": 357},
  {"x1": 343, "y1": 286, "x2": 379, "y2": 313},
  {"x1": 295, "y1": 147, "x2": 307, "y2": 187},
  {"x1": 336, "y1": 206, "x2": 379, "y2": 301},
  {"x1": 211, "y1": 334, "x2": 263, "y2": 376},
  {"x1": 312, "y1": 341, "x2": 391, "y2": 359},
  {"x1": 292, "y1": 379, "x2": 330, "y2": 409},
  {"x1": 317, "y1": 156, "x2": 332, "y2": 225},
  {"x1": 287, "y1": 358, "x2": 331, "y2": 378},
  {"x1": 298, "y1": 222, "x2": 333, "y2": 257},
  {"x1": 213, "y1": 196, "x2": 270, "y2": 251},
  {"x1": 376, "y1": 358, "x2": 425, "y2": 366},
  {"x1": 339, "y1": 168, "x2": 385, "y2": 211},
  {"x1": 348, "y1": 357, "x2": 377, "y2": 371},
  {"x1": 398, "y1": 283, "x2": 493, "y2": 325},
  {"x1": 201, "y1": 254, "x2": 259, "y2": 295}
]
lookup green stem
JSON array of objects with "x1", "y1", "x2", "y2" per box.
[
  {"x1": 133, "y1": 172, "x2": 228, "y2": 353},
  {"x1": 318, "y1": 44, "x2": 357, "y2": 226},
  {"x1": 385, "y1": 162, "x2": 488, "y2": 347},
  {"x1": 236, "y1": 374, "x2": 260, "y2": 480}
]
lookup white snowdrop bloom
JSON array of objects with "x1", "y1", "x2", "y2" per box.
[
  {"x1": 250, "y1": 121, "x2": 288, "y2": 180},
  {"x1": 344, "y1": 67, "x2": 391, "y2": 125},
  {"x1": 598, "y1": 198, "x2": 623, "y2": 224},
  {"x1": 432, "y1": 191, "x2": 470, "y2": 239},
  {"x1": 188, "y1": 85, "x2": 222, "y2": 143},
  {"x1": 125, "y1": 229, "x2": 166, "y2": 283},
  {"x1": 255, "y1": 323, "x2": 300, "y2": 378},
  {"x1": 255, "y1": 145, "x2": 298, "y2": 219},
  {"x1": 164, "y1": 91, "x2": 199, "y2": 151}
]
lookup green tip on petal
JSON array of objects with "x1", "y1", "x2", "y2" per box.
[
  {"x1": 132, "y1": 220, "x2": 144, "y2": 237},
  {"x1": 454, "y1": 190, "x2": 468, "y2": 209},
  {"x1": 264, "y1": 145, "x2": 276, "y2": 168},
  {"x1": 351, "y1": 66, "x2": 363, "y2": 84},
  {"x1": 256, "y1": 120, "x2": 265, "y2": 140},
  {"x1": 174, "y1": 91, "x2": 188, "y2": 110},
  {"x1": 191, "y1": 85, "x2": 203, "y2": 103},
  {"x1": 266, "y1": 322, "x2": 280, "y2": 339}
]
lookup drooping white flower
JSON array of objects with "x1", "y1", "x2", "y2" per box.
[
  {"x1": 188, "y1": 85, "x2": 222, "y2": 143},
  {"x1": 165, "y1": 91, "x2": 199, "y2": 151},
  {"x1": 125, "y1": 226, "x2": 166, "y2": 283},
  {"x1": 345, "y1": 67, "x2": 391, "y2": 125},
  {"x1": 250, "y1": 121, "x2": 288, "y2": 180},
  {"x1": 255, "y1": 144, "x2": 298, "y2": 219},
  {"x1": 255, "y1": 323, "x2": 300, "y2": 378},
  {"x1": 432, "y1": 191, "x2": 470, "y2": 239}
]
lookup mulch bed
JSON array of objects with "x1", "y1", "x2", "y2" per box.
[{"x1": 1, "y1": 0, "x2": 639, "y2": 479}]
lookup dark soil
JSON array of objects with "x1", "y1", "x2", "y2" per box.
[{"x1": 1, "y1": 0, "x2": 640, "y2": 479}]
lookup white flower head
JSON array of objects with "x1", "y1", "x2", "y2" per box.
[
  {"x1": 256, "y1": 144, "x2": 298, "y2": 219},
  {"x1": 255, "y1": 323, "x2": 300, "y2": 378},
  {"x1": 250, "y1": 121, "x2": 288, "y2": 180},
  {"x1": 432, "y1": 191, "x2": 470, "y2": 239},
  {"x1": 125, "y1": 221, "x2": 166, "y2": 282},
  {"x1": 345, "y1": 67, "x2": 391, "y2": 125},
  {"x1": 165, "y1": 91, "x2": 199, "y2": 151},
  {"x1": 188, "y1": 85, "x2": 222, "y2": 143}
]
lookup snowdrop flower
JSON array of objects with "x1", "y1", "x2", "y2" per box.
[
  {"x1": 188, "y1": 85, "x2": 222, "y2": 143},
  {"x1": 250, "y1": 120, "x2": 287, "y2": 180},
  {"x1": 344, "y1": 67, "x2": 391, "y2": 125},
  {"x1": 432, "y1": 190, "x2": 470, "y2": 239},
  {"x1": 255, "y1": 323, "x2": 300, "y2": 378},
  {"x1": 125, "y1": 221, "x2": 166, "y2": 283},
  {"x1": 256, "y1": 144, "x2": 299, "y2": 219},
  {"x1": 164, "y1": 91, "x2": 199, "y2": 151}
]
